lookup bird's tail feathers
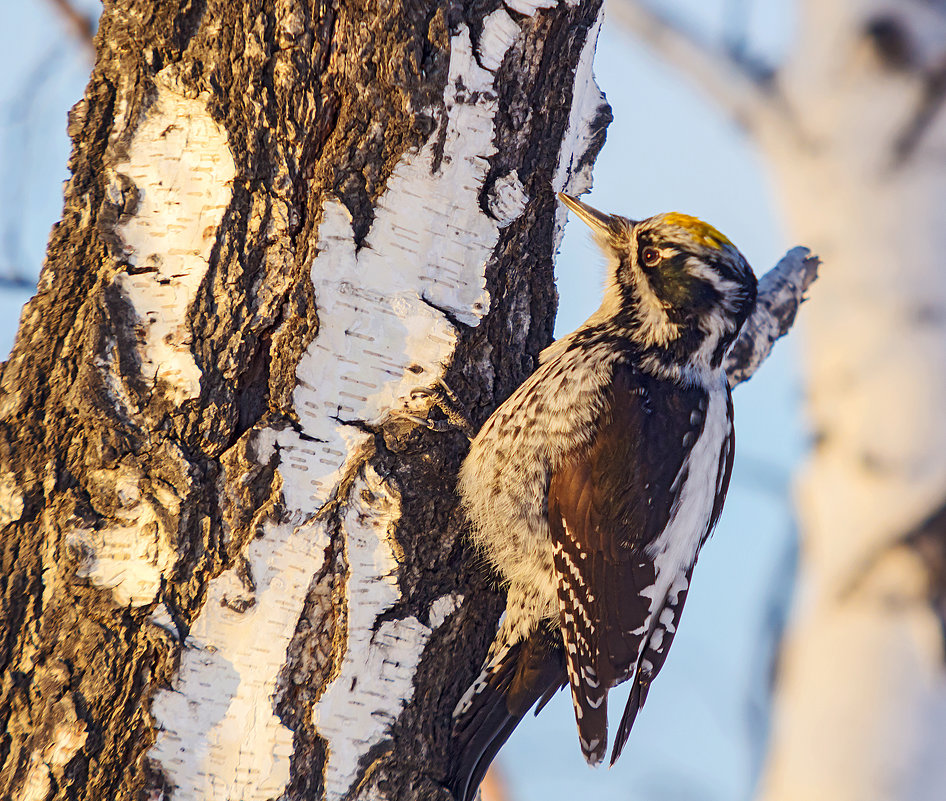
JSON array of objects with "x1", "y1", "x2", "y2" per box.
[
  {"x1": 609, "y1": 672, "x2": 650, "y2": 765},
  {"x1": 448, "y1": 627, "x2": 565, "y2": 801}
]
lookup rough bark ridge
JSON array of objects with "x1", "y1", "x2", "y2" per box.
[{"x1": 0, "y1": 0, "x2": 610, "y2": 799}]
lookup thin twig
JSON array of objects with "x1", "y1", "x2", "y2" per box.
[
  {"x1": 723, "y1": 0, "x2": 752, "y2": 63},
  {"x1": 892, "y1": 63, "x2": 946, "y2": 165},
  {"x1": 0, "y1": 275, "x2": 37, "y2": 291},
  {"x1": 45, "y1": 0, "x2": 96, "y2": 55},
  {"x1": 605, "y1": 0, "x2": 805, "y2": 151}
]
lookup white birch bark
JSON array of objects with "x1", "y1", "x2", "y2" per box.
[{"x1": 147, "y1": 11, "x2": 608, "y2": 796}]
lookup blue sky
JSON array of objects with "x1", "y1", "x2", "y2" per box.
[
  {"x1": 0, "y1": 1, "x2": 94, "y2": 352},
  {"x1": 0, "y1": 3, "x2": 805, "y2": 799}
]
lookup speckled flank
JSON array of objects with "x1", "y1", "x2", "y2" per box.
[{"x1": 460, "y1": 341, "x2": 618, "y2": 604}]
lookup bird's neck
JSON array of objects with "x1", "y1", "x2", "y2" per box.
[
  {"x1": 638, "y1": 321, "x2": 738, "y2": 387},
  {"x1": 637, "y1": 348, "x2": 725, "y2": 388},
  {"x1": 544, "y1": 320, "x2": 728, "y2": 391}
]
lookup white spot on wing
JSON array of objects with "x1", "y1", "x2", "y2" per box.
[{"x1": 659, "y1": 607, "x2": 676, "y2": 633}]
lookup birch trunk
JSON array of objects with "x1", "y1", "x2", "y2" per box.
[
  {"x1": 756, "y1": 2, "x2": 946, "y2": 799},
  {"x1": 0, "y1": 1, "x2": 612, "y2": 798}
]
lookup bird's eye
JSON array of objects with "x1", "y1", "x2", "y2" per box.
[{"x1": 641, "y1": 246, "x2": 661, "y2": 267}]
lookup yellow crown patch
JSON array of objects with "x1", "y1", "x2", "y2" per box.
[{"x1": 662, "y1": 212, "x2": 733, "y2": 251}]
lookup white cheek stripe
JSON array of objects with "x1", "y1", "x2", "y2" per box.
[{"x1": 688, "y1": 257, "x2": 742, "y2": 300}]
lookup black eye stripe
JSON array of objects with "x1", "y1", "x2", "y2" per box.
[{"x1": 635, "y1": 230, "x2": 654, "y2": 256}]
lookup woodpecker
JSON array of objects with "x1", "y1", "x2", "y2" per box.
[{"x1": 448, "y1": 194, "x2": 757, "y2": 801}]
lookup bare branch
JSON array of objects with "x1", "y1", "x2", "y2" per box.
[
  {"x1": 45, "y1": 0, "x2": 96, "y2": 54},
  {"x1": 723, "y1": 0, "x2": 752, "y2": 63},
  {"x1": 726, "y1": 247, "x2": 820, "y2": 387},
  {"x1": 605, "y1": 0, "x2": 805, "y2": 150},
  {"x1": 893, "y1": 62, "x2": 946, "y2": 165},
  {"x1": 0, "y1": 275, "x2": 38, "y2": 291},
  {"x1": 860, "y1": 12, "x2": 946, "y2": 166}
]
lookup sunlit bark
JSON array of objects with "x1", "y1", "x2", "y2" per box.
[{"x1": 0, "y1": 1, "x2": 610, "y2": 797}]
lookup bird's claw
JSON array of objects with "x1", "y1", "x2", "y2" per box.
[
  {"x1": 410, "y1": 377, "x2": 461, "y2": 404},
  {"x1": 401, "y1": 378, "x2": 475, "y2": 440}
]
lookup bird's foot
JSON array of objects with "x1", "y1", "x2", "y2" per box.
[{"x1": 399, "y1": 378, "x2": 475, "y2": 440}]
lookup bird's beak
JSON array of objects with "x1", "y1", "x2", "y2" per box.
[{"x1": 558, "y1": 193, "x2": 623, "y2": 237}]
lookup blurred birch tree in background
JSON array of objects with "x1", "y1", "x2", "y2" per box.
[{"x1": 608, "y1": 2, "x2": 946, "y2": 800}]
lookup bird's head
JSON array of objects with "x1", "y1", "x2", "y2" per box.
[{"x1": 559, "y1": 193, "x2": 757, "y2": 382}]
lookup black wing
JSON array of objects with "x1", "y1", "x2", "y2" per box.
[
  {"x1": 547, "y1": 362, "x2": 713, "y2": 764},
  {"x1": 611, "y1": 393, "x2": 734, "y2": 764}
]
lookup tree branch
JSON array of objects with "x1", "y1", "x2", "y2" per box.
[
  {"x1": 726, "y1": 246, "x2": 819, "y2": 387},
  {"x1": 45, "y1": 0, "x2": 96, "y2": 54},
  {"x1": 605, "y1": 0, "x2": 805, "y2": 150},
  {"x1": 893, "y1": 62, "x2": 946, "y2": 165},
  {"x1": 0, "y1": 275, "x2": 38, "y2": 291}
]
